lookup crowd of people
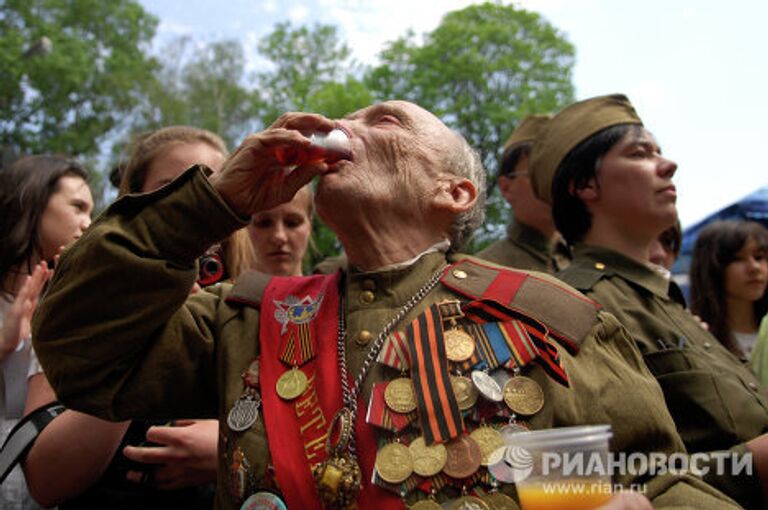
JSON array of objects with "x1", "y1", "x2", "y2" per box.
[{"x1": 1, "y1": 93, "x2": 767, "y2": 510}]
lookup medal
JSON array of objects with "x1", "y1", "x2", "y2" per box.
[
  {"x1": 313, "y1": 409, "x2": 362, "y2": 509},
  {"x1": 444, "y1": 328, "x2": 476, "y2": 362},
  {"x1": 374, "y1": 441, "x2": 414, "y2": 484},
  {"x1": 469, "y1": 426, "x2": 505, "y2": 466},
  {"x1": 276, "y1": 367, "x2": 308, "y2": 400},
  {"x1": 481, "y1": 491, "x2": 517, "y2": 510},
  {"x1": 408, "y1": 436, "x2": 448, "y2": 477},
  {"x1": 502, "y1": 376, "x2": 544, "y2": 416},
  {"x1": 451, "y1": 375, "x2": 479, "y2": 411},
  {"x1": 499, "y1": 422, "x2": 529, "y2": 441},
  {"x1": 228, "y1": 359, "x2": 262, "y2": 432},
  {"x1": 410, "y1": 499, "x2": 443, "y2": 510},
  {"x1": 227, "y1": 392, "x2": 261, "y2": 432},
  {"x1": 448, "y1": 495, "x2": 491, "y2": 510},
  {"x1": 471, "y1": 370, "x2": 503, "y2": 402},
  {"x1": 443, "y1": 435, "x2": 482, "y2": 479},
  {"x1": 384, "y1": 377, "x2": 418, "y2": 414},
  {"x1": 240, "y1": 491, "x2": 288, "y2": 510}
]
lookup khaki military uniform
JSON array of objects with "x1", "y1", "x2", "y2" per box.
[
  {"x1": 475, "y1": 222, "x2": 570, "y2": 274},
  {"x1": 559, "y1": 243, "x2": 768, "y2": 508},
  {"x1": 34, "y1": 168, "x2": 739, "y2": 509}
]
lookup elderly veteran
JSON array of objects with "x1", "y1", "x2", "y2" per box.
[
  {"x1": 476, "y1": 115, "x2": 570, "y2": 273},
  {"x1": 34, "y1": 101, "x2": 737, "y2": 510},
  {"x1": 531, "y1": 93, "x2": 768, "y2": 508}
]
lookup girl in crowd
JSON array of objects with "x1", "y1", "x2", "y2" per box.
[
  {"x1": 24, "y1": 127, "x2": 252, "y2": 509},
  {"x1": 690, "y1": 220, "x2": 768, "y2": 359},
  {"x1": 0, "y1": 155, "x2": 98, "y2": 509},
  {"x1": 247, "y1": 185, "x2": 313, "y2": 276}
]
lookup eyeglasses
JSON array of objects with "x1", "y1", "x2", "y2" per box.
[{"x1": 501, "y1": 171, "x2": 529, "y2": 178}]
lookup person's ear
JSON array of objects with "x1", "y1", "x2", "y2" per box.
[
  {"x1": 433, "y1": 176, "x2": 477, "y2": 214},
  {"x1": 574, "y1": 177, "x2": 599, "y2": 202},
  {"x1": 498, "y1": 175, "x2": 514, "y2": 202}
]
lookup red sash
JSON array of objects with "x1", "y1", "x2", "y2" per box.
[{"x1": 259, "y1": 273, "x2": 401, "y2": 510}]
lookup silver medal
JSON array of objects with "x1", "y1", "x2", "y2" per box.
[
  {"x1": 471, "y1": 370, "x2": 503, "y2": 402},
  {"x1": 227, "y1": 393, "x2": 261, "y2": 432}
]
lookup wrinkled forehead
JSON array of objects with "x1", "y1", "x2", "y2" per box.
[{"x1": 346, "y1": 100, "x2": 448, "y2": 129}]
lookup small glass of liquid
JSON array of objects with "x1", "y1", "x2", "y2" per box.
[{"x1": 274, "y1": 128, "x2": 351, "y2": 166}]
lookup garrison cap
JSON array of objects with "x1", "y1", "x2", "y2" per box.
[
  {"x1": 502, "y1": 114, "x2": 552, "y2": 153},
  {"x1": 529, "y1": 94, "x2": 642, "y2": 204}
]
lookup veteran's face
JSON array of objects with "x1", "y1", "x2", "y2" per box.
[
  {"x1": 590, "y1": 128, "x2": 678, "y2": 238},
  {"x1": 315, "y1": 101, "x2": 456, "y2": 219}
]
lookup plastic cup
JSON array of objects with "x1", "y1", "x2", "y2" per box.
[
  {"x1": 489, "y1": 425, "x2": 613, "y2": 510},
  {"x1": 274, "y1": 128, "x2": 351, "y2": 166}
]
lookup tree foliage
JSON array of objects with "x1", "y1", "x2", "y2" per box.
[
  {"x1": 256, "y1": 22, "x2": 355, "y2": 125},
  {"x1": 124, "y1": 37, "x2": 259, "y2": 151},
  {"x1": 367, "y1": 2, "x2": 576, "y2": 248},
  {"x1": 0, "y1": 0, "x2": 158, "y2": 157}
]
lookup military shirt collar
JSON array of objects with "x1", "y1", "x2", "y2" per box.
[
  {"x1": 346, "y1": 250, "x2": 449, "y2": 305},
  {"x1": 573, "y1": 244, "x2": 670, "y2": 299},
  {"x1": 507, "y1": 221, "x2": 550, "y2": 256}
]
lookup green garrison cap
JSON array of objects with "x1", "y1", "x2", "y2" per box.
[
  {"x1": 502, "y1": 114, "x2": 552, "y2": 154},
  {"x1": 529, "y1": 94, "x2": 642, "y2": 204}
]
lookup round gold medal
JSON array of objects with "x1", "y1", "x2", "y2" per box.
[
  {"x1": 384, "y1": 377, "x2": 418, "y2": 414},
  {"x1": 409, "y1": 500, "x2": 443, "y2": 510},
  {"x1": 444, "y1": 328, "x2": 476, "y2": 362},
  {"x1": 443, "y1": 435, "x2": 482, "y2": 479},
  {"x1": 502, "y1": 376, "x2": 544, "y2": 416},
  {"x1": 469, "y1": 426, "x2": 505, "y2": 466},
  {"x1": 482, "y1": 491, "x2": 518, "y2": 510},
  {"x1": 408, "y1": 436, "x2": 447, "y2": 477},
  {"x1": 375, "y1": 442, "x2": 414, "y2": 484},
  {"x1": 451, "y1": 375, "x2": 479, "y2": 411},
  {"x1": 276, "y1": 367, "x2": 308, "y2": 400},
  {"x1": 448, "y1": 495, "x2": 491, "y2": 510}
]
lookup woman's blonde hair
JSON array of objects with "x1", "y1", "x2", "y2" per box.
[
  {"x1": 119, "y1": 125, "x2": 228, "y2": 196},
  {"x1": 119, "y1": 125, "x2": 254, "y2": 279}
]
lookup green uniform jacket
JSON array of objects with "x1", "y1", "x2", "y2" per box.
[
  {"x1": 33, "y1": 168, "x2": 739, "y2": 509},
  {"x1": 560, "y1": 243, "x2": 768, "y2": 508},
  {"x1": 475, "y1": 222, "x2": 569, "y2": 274}
]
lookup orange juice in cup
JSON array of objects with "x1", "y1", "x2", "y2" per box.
[{"x1": 489, "y1": 425, "x2": 613, "y2": 510}]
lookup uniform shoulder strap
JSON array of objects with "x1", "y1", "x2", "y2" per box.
[
  {"x1": 225, "y1": 270, "x2": 273, "y2": 308},
  {"x1": 557, "y1": 262, "x2": 607, "y2": 291},
  {"x1": 441, "y1": 258, "x2": 600, "y2": 348}
]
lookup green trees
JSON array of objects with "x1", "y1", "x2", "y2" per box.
[
  {"x1": 0, "y1": 0, "x2": 158, "y2": 157},
  {"x1": 2, "y1": 1, "x2": 576, "y2": 262},
  {"x1": 367, "y1": 3, "x2": 576, "y2": 247}
]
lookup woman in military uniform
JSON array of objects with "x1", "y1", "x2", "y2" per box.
[{"x1": 531, "y1": 93, "x2": 768, "y2": 508}]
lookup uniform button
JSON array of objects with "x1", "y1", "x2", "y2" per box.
[
  {"x1": 703, "y1": 342, "x2": 711, "y2": 349},
  {"x1": 360, "y1": 290, "x2": 375, "y2": 304},
  {"x1": 594, "y1": 262, "x2": 606, "y2": 270},
  {"x1": 749, "y1": 382, "x2": 759, "y2": 391},
  {"x1": 362, "y1": 279, "x2": 376, "y2": 291},
  {"x1": 452, "y1": 269, "x2": 468, "y2": 279},
  {"x1": 356, "y1": 330, "x2": 373, "y2": 346}
]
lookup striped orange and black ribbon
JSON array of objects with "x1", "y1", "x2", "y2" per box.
[
  {"x1": 407, "y1": 304, "x2": 465, "y2": 445},
  {"x1": 462, "y1": 299, "x2": 573, "y2": 387},
  {"x1": 278, "y1": 323, "x2": 314, "y2": 366}
]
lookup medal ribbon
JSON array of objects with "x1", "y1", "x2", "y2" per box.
[
  {"x1": 407, "y1": 304, "x2": 465, "y2": 445},
  {"x1": 278, "y1": 322, "x2": 315, "y2": 366},
  {"x1": 377, "y1": 330, "x2": 412, "y2": 370},
  {"x1": 462, "y1": 299, "x2": 572, "y2": 387}
]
